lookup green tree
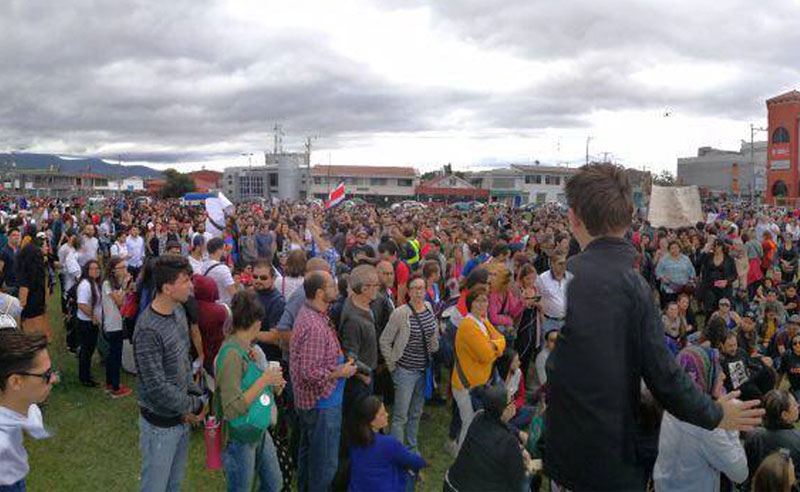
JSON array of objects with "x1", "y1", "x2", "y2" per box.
[
  {"x1": 653, "y1": 169, "x2": 676, "y2": 186},
  {"x1": 161, "y1": 168, "x2": 195, "y2": 198}
]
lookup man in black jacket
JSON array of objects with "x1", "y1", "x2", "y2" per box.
[{"x1": 544, "y1": 163, "x2": 764, "y2": 491}]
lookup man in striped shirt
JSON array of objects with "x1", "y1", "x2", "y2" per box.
[{"x1": 290, "y1": 271, "x2": 357, "y2": 492}]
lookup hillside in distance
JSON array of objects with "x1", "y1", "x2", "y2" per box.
[{"x1": 0, "y1": 153, "x2": 163, "y2": 178}]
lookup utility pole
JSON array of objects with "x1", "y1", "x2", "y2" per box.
[
  {"x1": 304, "y1": 135, "x2": 317, "y2": 200},
  {"x1": 273, "y1": 124, "x2": 283, "y2": 155},
  {"x1": 585, "y1": 136, "x2": 593, "y2": 166}
]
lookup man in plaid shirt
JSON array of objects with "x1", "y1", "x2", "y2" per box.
[{"x1": 290, "y1": 271, "x2": 356, "y2": 492}]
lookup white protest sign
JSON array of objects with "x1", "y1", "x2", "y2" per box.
[{"x1": 647, "y1": 185, "x2": 703, "y2": 229}]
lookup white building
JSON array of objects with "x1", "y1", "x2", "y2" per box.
[
  {"x1": 105, "y1": 176, "x2": 145, "y2": 193},
  {"x1": 223, "y1": 152, "x2": 310, "y2": 202},
  {"x1": 310, "y1": 165, "x2": 419, "y2": 203},
  {"x1": 465, "y1": 164, "x2": 577, "y2": 205}
]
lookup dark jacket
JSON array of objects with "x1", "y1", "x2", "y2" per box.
[
  {"x1": 744, "y1": 426, "x2": 800, "y2": 482},
  {"x1": 255, "y1": 286, "x2": 285, "y2": 361},
  {"x1": 544, "y1": 237, "x2": 723, "y2": 491},
  {"x1": 447, "y1": 412, "x2": 526, "y2": 492}
]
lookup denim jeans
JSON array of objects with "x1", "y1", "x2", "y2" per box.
[
  {"x1": 78, "y1": 319, "x2": 99, "y2": 384},
  {"x1": 0, "y1": 480, "x2": 25, "y2": 492},
  {"x1": 297, "y1": 406, "x2": 342, "y2": 492},
  {"x1": 222, "y1": 432, "x2": 283, "y2": 492},
  {"x1": 105, "y1": 330, "x2": 124, "y2": 390},
  {"x1": 541, "y1": 317, "x2": 564, "y2": 337},
  {"x1": 138, "y1": 416, "x2": 190, "y2": 492},
  {"x1": 390, "y1": 366, "x2": 426, "y2": 453}
]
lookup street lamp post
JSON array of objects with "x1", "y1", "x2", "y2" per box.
[{"x1": 750, "y1": 124, "x2": 767, "y2": 203}]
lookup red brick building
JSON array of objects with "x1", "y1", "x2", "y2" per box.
[{"x1": 766, "y1": 90, "x2": 800, "y2": 204}]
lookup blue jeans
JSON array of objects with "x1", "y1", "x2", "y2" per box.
[
  {"x1": 0, "y1": 480, "x2": 25, "y2": 492},
  {"x1": 296, "y1": 406, "x2": 342, "y2": 492},
  {"x1": 541, "y1": 317, "x2": 564, "y2": 338},
  {"x1": 138, "y1": 416, "x2": 190, "y2": 492},
  {"x1": 390, "y1": 366, "x2": 426, "y2": 453},
  {"x1": 223, "y1": 432, "x2": 283, "y2": 492}
]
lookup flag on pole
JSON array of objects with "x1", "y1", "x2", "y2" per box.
[{"x1": 325, "y1": 182, "x2": 346, "y2": 209}]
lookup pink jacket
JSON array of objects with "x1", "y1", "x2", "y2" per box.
[{"x1": 488, "y1": 290, "x2": 524, "y2": 327}]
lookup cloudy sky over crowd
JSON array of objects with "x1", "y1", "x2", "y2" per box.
[{"x1": 2, "y1": 0, "x2": 800, "y2": 172}]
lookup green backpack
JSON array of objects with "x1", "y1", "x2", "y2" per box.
[{"x1": 214, "y1": 342, "x2": 275, "y2": 443}]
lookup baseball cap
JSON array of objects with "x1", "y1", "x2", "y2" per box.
[
  {"x1": 790, "y1": 314, "x2": 800, "y2": 325},
  {"x1": 744, "y1": 311, "x2": 757, "y2": 321}
]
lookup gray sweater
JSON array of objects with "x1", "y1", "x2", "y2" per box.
[
  {"x1": 340, "y1": 297, "x2": 378, "y2": 369},
  {"x1": 379, "y1": 302, "x2": 439, "y2": 372},
  {"x1": 134, "y1": 304, "x2": 202, "y2": 419}
]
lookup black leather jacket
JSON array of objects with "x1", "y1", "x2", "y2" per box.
[{"x1": 544, "y1": 237, "x2": 723, "y2": 491}]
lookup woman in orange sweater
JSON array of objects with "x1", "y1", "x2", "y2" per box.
[{"x1": 452, "y1": 285, "x2": 506, "y2": 447}]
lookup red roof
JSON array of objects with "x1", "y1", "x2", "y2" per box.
[
  {"x1": 767, "y1": 90, "x2": 800, "y2": 105},
  {"x1": 312, "y1": 165, "x2": 416, "y2": 178}
]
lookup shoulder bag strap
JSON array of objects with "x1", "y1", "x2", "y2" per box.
[
  {"x1": 204, "y1": 262, "x2": 223, "y2": 276},
  {"x1": 411, "y1": 307, "x2": 432, "y2": 366}
]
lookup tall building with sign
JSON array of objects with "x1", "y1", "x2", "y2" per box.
[{"x1": 766, "y1": 90, "x2": 800, "y2": 204}]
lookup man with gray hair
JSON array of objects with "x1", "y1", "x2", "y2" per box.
[{"x1": 341, "y1": 265, "x2": 380, "y2": 413}]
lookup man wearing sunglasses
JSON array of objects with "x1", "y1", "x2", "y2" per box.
[
  {"x1": 0, "y1": 330, "x2": 54, "y2": 491},
  {"x1": 252, "y1": 260, "x2": 285, "y2": 361}
]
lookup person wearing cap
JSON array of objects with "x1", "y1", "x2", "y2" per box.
[
  {"x1": 444, "y1": 384, "x2": 536, "y2": 492},
  {"x1": 653, "y1": 344, "x2": 748, "y2": 491},
  {"x1": 710, "y1": 297, "x2": 741, "y2": 332}
]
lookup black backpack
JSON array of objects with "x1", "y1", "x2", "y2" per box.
[{"x1": 64, "y1": 282, "x2": 80, "y2": 352}]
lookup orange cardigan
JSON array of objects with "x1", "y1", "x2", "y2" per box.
[{"x1": 451, "y1": 315, "x2": 506, "y2": 391}]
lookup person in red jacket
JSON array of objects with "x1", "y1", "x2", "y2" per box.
[{"x1": 192, "y1": 274, "x2": 229, "y2": 376}]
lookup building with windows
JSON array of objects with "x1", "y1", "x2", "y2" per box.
[
  {"x1": 464, "y1": 165, "x2": 577, "y2": 206},
  {"x1": 223, "y1": 152, "x2": 310, "y2": 202},
  {"x1": 105, "y1": 176, "x2": 145, "y2": 193},
  {"x1": 0, "y1": 168, "x2": 110, "y2": 197},
  {"x1": 766, "y1": 90, "x2": 800, "y2": 204},
  {"x1": 415, "y1": 174, "x2": 489, "y2": 202},
  {"x1": 677, "y1": 142, "x2": 767, "y2": 199},
  {"x1": 310, "y1": 165, "x2": 419, "y2": 203}
]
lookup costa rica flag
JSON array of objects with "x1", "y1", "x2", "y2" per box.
[{"x1": 325, "y1": 182, "x2": 346, "y2": 209}]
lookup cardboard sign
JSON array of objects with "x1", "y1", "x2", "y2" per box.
[{"x1": 647, "y1": 185, "x2": 703, "y2": 229}]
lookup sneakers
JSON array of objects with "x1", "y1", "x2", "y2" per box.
[
  {"x1": 106, "y1": 383, "x2": 128, "y2": 393},
  {"x1": 110, "y1": 387, "x2": 132, "y2": 399}
]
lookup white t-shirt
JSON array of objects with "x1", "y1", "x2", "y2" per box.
[
  {"x1": 110, "y1": 242, "x2": 129, "y2": 260},
  {"x1": 125, "y1": 235, "x2": 145, "y2": 268},
  {"x1": 101, "y1": 280, "x2": 123, "y2": 332},
  {"x1": 63, "y1": 249, "x2": 82, "y2": 293},
  {"x1": 188, "y1": 255, "x2": 204, "y2": 275},
  {"x1": 535, "y1": 270, "x2": 573, "y2": 319},
  {"x1": 77, "y1": 279, "x2": 102, "y2": 323},
  {"x1": 0, "y1": 293, "x2": 22, "y2": 327},
  {"x1": 204, "y1": 260, "x2": 235, "y2": 305},
  {"x1": 78, "y1": 236, "x2": 99, "y2": 267}
]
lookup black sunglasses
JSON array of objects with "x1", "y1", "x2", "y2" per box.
[
  {"x1": 253, "y1": 275, "x2": 271, "y2": 281},
  {"x1": 16, "y1": 367, "x2": 55, "y2": 383}
]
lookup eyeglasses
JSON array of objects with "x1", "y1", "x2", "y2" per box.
[
  {"x1": 254, "y1": 275, "x2": 271, "y2": 281},
  {"x1": 793, "y1": 341, "x2": 800, "y2": 346},
  {"x1": 16, "y1": 367, "x2": 56, "y2": 383}
]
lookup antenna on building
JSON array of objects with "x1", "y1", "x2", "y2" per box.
[{"x1": 273, "y1": 124, "x2": 283, "y2": 154}]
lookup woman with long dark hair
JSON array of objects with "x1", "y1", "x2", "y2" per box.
[
  {"x1": 76, "y1": 259, "x2": 103, "y2": 387},
  {"x1": 698, "y1": 237, "x2": 737, "y2": 318},
  {"x1": 347, "y1": 396, "x2": 426, "y2": 492},
  {"x1": 102, "y1": 256, "x2": 132, "y2": 397}
]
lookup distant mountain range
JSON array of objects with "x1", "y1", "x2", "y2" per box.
[{"x1": 0, "y1": 153, "x2": 163, "y2": 178}]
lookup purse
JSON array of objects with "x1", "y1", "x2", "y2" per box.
[
  {"x1": 120, "y1": 292, "x2": 138, "y2": 319},
  {"x1": 214, "y1": 343, "x2": 275, "y2": 443}
]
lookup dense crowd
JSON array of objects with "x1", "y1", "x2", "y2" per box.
[{"x1": 1, "y1": 163, "x2": 800, "y2": 491}]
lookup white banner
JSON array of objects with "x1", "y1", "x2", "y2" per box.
[{"x1": 647, "y1": 185, "x2": 703, "y2": 229}]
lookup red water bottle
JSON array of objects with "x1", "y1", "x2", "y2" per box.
[{"x1": 204, "y1": 415, "x2": 222, "y2": 470}]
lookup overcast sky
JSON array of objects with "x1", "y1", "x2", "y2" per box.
[{"x1": 2, "y1": 0, "x2": 799, "y2": 173}]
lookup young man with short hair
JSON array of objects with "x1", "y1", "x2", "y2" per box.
[
  {"x1": 204, "y1": 237, "x2": 237, "y2": 306},
  {"x1": 545, "y1": 163, "x2": 764, "y2": 490},
  {"x1": 0, "y1": 330, "x2": 54, "y2": 491},
  {"x1": 134, "y1": 255, "x2": 205, "y2": 492}
]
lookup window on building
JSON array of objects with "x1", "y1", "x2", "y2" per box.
[
  {"x1": 773, "y1": 127, "x2": 790, "y2": 144},
  {"x1": 471, "y1": 178, "x2": 483, "y2": 188},
  {"x1": 370, "y1": 178, "x2": 388, "y2": 186},
  {"x1": 544, "y1": 175, "x2": 561, "y2": 186},
  {"x1": 525, "y1": 175, "x2": 542, "y2": 184},
  {"x1": 397, "y1": 178, "x2": 413, "y2": 187},
  {"x1": 493, "y1": 178, "x2": 514, "y2": 189},
  {"x1": 313, "y1": 177, "x2": 322, "y2": 185},
  {"x1": 269, "y1": 174, "x2": 278, "y2": 187}
]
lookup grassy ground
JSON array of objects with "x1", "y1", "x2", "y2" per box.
[{"x1": 26, "y1": 294, "x2": 454, "y2": 491}]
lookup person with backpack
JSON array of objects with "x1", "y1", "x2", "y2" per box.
[
  {"x1": 216, "y1": 290, "x2": 285, "y2": 492},
  {"x1": 76, "y1": 260, "x2": 103, "y2": 387}
]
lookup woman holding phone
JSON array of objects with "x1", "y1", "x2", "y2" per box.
[{"x1": 102, "y1": 256, "x2": 133, "y2": 398}]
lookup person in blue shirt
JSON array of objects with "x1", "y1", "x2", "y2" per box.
[{"x1": 347, "y1": 395, "x2": 426, "y2": 492}]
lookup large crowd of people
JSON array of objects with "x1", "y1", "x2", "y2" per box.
[{"x1": 2, "y1": 163, "x2": 800, "y2": 491}]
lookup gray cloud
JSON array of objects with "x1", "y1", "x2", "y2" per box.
[{"x1": 2, "y1": 0, "x2": 799, "y2": 164}]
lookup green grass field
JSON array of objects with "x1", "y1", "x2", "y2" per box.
[{"x1": 26, "y1": 294, "x2": 454, "y2": 491}]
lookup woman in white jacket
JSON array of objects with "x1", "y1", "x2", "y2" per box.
[{"x1": 653, "y1": 344, "x2": 748, "y2": 491}]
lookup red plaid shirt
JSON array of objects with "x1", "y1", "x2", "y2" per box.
[{"x1": 289, "y1": 303, "x2": 342, "y2": 410}]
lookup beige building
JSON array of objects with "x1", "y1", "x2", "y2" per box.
[{"x1": 310, "y1": 165, "x2": 419, "y2": 203}]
